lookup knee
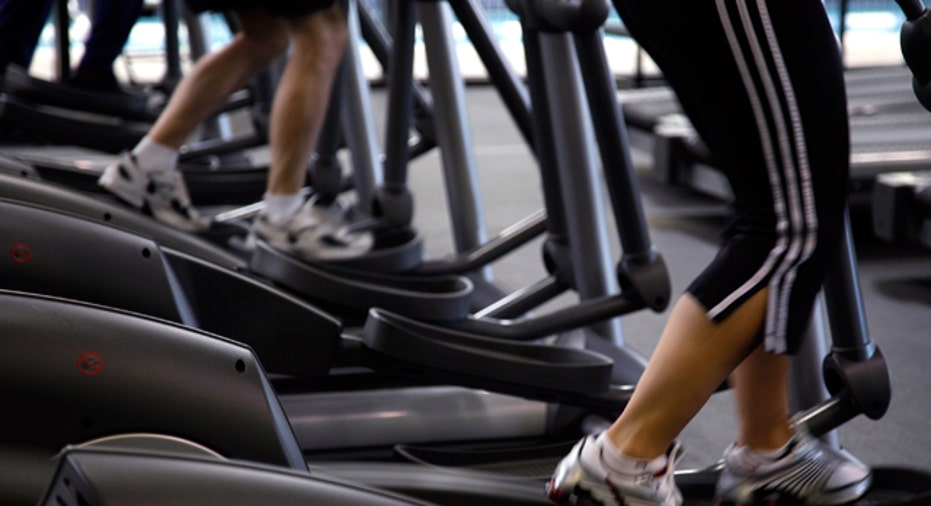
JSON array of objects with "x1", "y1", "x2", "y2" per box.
[
  {"x1": 235, "y1": 29, "x2": 290, "y2": 69},
  {"x1": 316, "y1": 21, "x2": 348, "y2": 69},
  {"x1": 320, "y1": 8, "x2": 349, "y2": 50},
  {"x1": 290, "y1": 7, "x2": 348, "y2": 70}
]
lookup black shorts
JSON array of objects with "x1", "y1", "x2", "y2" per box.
[
  {"x1": 184, "y1": 0, "x2": 336, "y2": 18},
  {"x1": 615, "y1": 0, "x2": 850, "y2": 354}
]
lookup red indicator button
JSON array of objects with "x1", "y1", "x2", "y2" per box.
[
  {"x1": 10, "y1": 243, "x2": 32, "y2": 264},
  {"x1": 77, "y1": 352, "x2": 104, "y2": 377}
]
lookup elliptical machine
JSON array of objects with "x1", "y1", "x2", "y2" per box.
[
  {"x1": 871, "y1": 0, "x2": 931, "y2": 249},
  {"x1": 2, "y1": 0, "x2": 931, "y2": 503}
]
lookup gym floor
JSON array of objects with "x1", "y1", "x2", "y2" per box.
[{"x1": 377, "y1": 85, "x2": 931, "y2": 472}]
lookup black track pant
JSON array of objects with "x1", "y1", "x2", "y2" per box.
[{"x1": 614, "y1": 0, "x2": 850, "y2": 354}]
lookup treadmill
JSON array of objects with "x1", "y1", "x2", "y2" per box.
[{"x1": 618, "y1": 64, "x2": 931, "y2": 206}]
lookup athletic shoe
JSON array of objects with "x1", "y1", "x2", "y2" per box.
[
  {"x1": 715, "y1": 428, "x2": 872, "y2": 505},
  {"x1": 546, "y1": 434, "x2": 683, "y2": 506},
  {"x1": 98, "y1": 153, "x2": 209, "y2": 233},
  {"x1": 249, "y1": 196, "x2": 374, "y2": 261}
]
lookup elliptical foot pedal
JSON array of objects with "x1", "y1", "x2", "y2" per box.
[
  {"x1": 2, "y1": 64, "x2": 155, "y2": 120},
  {"x1": 393, "y1": 440, "x2": 578, "y2": 480},
  {"x1": 675, "y1": 465, "x2": 931, "y2": 505},
  {"x1": 0, "y1": 92, "x2": 148, "y2": 153},
  {"x1": 854, "y1": 466, "x2": 931, "y2": 505},
  {"x1": 249, "y1": 241, "x2": 472, "y2": 322},
  {"x1": 361, "y1": 308, "x2": 614, "y2": 397},
  {"x1": 325, "y1": 225, "x2": 425, "y2": 274}
]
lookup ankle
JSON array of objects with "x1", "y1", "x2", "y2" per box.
[
  {"x1": 131, "y1": 137, "x2": 179, "y2": 174},
  {"x1": 738, "y1": 425, "x2": 794, "y2": 453},
  {"x1": 596, "y1": 434, "x2": 668, "y2": 476},
  {"x1": 262, "y1": 193, "x2": 304, "y2": 226},
  {"x1": 605, "y1": 426, "x2": 669, "y2": 462}
]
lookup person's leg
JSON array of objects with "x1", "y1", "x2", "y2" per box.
[
  {"x1": 252, "y1": 1, "x2": 345, "y2": 239},
  {"x1": 547, "y1": 0, "x2": 867, "y2": 504},
  {"x1": 99, "y1": 8, "x2": 289, "y2": 232},
  {"x1": 717, "y1": 343, "x2": 871, "y2": 505},
  {"x1": 249, "y1": 2, "x2": 371, "y2": 261},
  {"x1": 73, "y1": 0, "x2": 145, "y2": 88},
  {"x1": 730, "y1": 341, "x2": 793, "y2": 450},
  {"x1": 600, "y1": 0, "x2": 851, "y2": 461},
  {"x1": 265, "y1": 2, "x2": 345, "y2": 196},
  {"x1": 0, "y1": 0, "x2": 54, "y2": 74},
  {"x1": 548, "y1": 291, "x2": 768, "y2": 506},
  {"x1": 604, "y1": 289, "x2": 768, "y2": 460},
  {"x1": 148, "y1": 10, "x2": 289, "y2": 150}
]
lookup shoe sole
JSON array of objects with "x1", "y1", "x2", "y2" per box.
[
  {"x1": 547, "y1": 478, "x2": 673, "y2": 506},
  {"x1": 716, "y1": 473, "x2": 871, "y2": 506}
]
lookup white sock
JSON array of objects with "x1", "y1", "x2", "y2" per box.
[
  {"x1": 263, "y1": 193, "x2": 304, "y2": 226},
  {"x1": 594, "y1": 435, "x2": 667, "y2": 476},
  {"x1": 131, "y1": 136, "x2": 179, "y2": 174},
  {"x1": 737, "y1": 436, "x2": 793, "y2": 465}
]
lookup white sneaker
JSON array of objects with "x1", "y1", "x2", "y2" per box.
[
  {"x1": 98, "y1": 153, "x2": 209, "y2": 233},
  {"x1": 249, "y1": 197, "x2": 374, "y2": 262},
  {"x1": 546, "y1": 434, "x2": 683, "y2": 506},
  {"x1": 715, "y1": 427, "x2": 872, "y2": 505}
]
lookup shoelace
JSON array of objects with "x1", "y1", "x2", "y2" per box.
[
  {"x1": 145, "y1": 171, "x2": 206, "y2": 228},
  {"x1": 657, "y1": 441, "x2": 685, "y2": 505},
  {"x1": 599, "y1": 440, "x2": 685, "y2": 506},
  {"x1": 292, "y1": 203, "x2": 378, "y2": 245},
  {"x1": 147, "y1": 171, "x2": 185, "y2": 198}
]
